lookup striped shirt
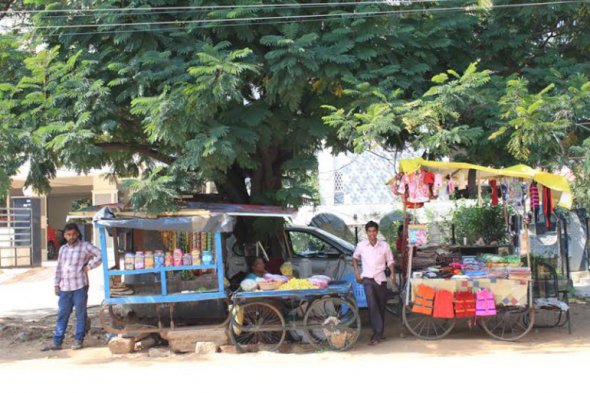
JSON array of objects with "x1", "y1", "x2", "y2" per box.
[
  {"x1": 530, "y1": 184, "x2": 540, "y2": 209},
  {"x1": 54, "y1": 240, "x2": 102, "y2": 291}
]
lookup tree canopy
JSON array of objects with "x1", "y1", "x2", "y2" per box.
[{"x1": 1, "y1": 1, "x2": 589, "y2": 210}]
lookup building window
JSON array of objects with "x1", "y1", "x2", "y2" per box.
[{"x1": 334, "y1": 171, "x2": 344, "y2": 205}]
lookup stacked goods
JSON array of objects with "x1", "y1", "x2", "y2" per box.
[
  {"x1": 508, "y1": 267, "x2": 531, "y2": 281},
  {"x1": 308, "y1": 275, "x2": 331, "y2": 289},
  {"x1": 462, "y1": 257, "x2": 488, "y2": 278}
]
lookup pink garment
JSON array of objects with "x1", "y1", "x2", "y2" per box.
[
  {"x1": 397, "y1": 170, "x2": 431, "y2": 203},
  {"x1": 433, "y1": 174, "x2": 443, "y2": 197},
  {"x1": 353, "y1": 240, "x2": 395, "y2": 284},
  {"x1": 475, "y1": 289, "x2": 497, "y2": 316},
  {"x1": 448, "y1": 179, "x2": 456, "y2": 194}
]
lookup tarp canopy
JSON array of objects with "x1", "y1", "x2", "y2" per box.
[
  {"x1": 68, "y1": 203, "x2": 296, "y2": 232},
  {"x1": 397, "y1": 157, "x2": 573, "y2": 208},
  {"x1": 92, "y1": 207, "x2": 234, "y2": 232}
]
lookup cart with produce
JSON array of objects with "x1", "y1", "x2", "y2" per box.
[
  {"x1": 229, "y1": 278, "x2": 361, "y2": 352},
  {"x1": 392, "y1": 158, "x2": 573, "y2": 341},
  {"x1": 71, "y1": 204, "x2": 360, "y2": 352}
]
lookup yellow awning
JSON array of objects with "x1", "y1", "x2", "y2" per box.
[{"x1": 397, "y1": 157, "x2": 573, "y2": 209}]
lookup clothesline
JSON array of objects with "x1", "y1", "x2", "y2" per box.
[{"x1": 392, "y1": 157, "x2": 573, "y2": 209}]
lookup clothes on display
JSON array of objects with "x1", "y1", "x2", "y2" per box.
[
  {"x1": 454, "y1": 291, "x2": 476, "y2": 318},
  {"x1": 543, "y1": 186, "x2": 554, "y2": 230},
  {"x1": 412, "y1": 284, "x2": 436, "y2": 315},
  {"x1": 475, "y1": 289, "x2": 497, "y2": 316},
  {"x1": 490, "y1": 179, "x2": 499, "y2": 206},
  {"x1": 433, "y1": 289, "x2": 455, "y2": 318},
  {"x1": 397, "y1": 169, "x2": 432, "y2": 203}
]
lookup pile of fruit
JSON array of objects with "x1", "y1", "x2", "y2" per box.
[{"x1": 278, "y1": 278, "x2": 318, "y2": 291}]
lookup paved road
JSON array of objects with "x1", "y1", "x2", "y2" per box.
[{"x1": 0, "y1": 263, "x2": 105, "y2": 318}]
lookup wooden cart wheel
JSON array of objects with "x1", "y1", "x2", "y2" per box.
[
  {"x1": 99, "y1": 305, "x2": 127, "y2": 334},
  {"x1": 229, "y1": 302, "x2": 286, "y2": 353},
  {"x1": 480, "y1": 305, "x2": 535, "y2": 341},
  {"x1": 302, "y1": 297, "x2": 361, "y2": 351},
  {"x1": 402, "y1": 302, "x2": 456, "y2": 340}
]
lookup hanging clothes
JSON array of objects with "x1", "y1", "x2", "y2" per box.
[
  {"x1": 543, "y1": 186, "x2": 553, "y2": 230},
  {"x1": 529, "y1": 182, "x2": 540, "y2": 222},
  {"x1": 433, "y1": 289, "x2": 455, "y2": 318},
  {"x1": 412, "y1": 284, "x2": 436, "y2": 315},
  {"x1": 397, "y1": 169, "x2": 431, "y2": 204},
  {"x1": 454, "y1": 291, "x2": 476, "y2": 318},
  {"x1": 438, "y1": 179, "x2": 450, "y2": 201},
  {"x1": 475, "y1": 289, "x2": 497, "y2": 316},
  {"x1": 447, "y1": 177, "x2": 456, "y2": 195},
  {"x1": 501, "y1": 182, "x2": 509, "y2": 201},
  {"x1": 490, "y1": 179, "x2": 499, "y2": 206}
]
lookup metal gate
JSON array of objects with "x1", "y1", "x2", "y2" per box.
[{"x1": 0, "y1": 207, "x2": 33, "y2": 267}]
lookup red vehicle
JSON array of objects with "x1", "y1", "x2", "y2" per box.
[{"x1": 47, "y1": 225, "x2": 59, "y2": 260}]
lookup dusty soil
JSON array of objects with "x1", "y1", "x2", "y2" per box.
[
  {"x1": 1, "y1": 301, "x2": 589, "y2": 392},
  {"x1": 1, "y1": 299, "x2": 589, "y2": 361}
]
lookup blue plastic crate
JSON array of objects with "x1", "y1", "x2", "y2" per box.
[{"x1": 342, "y1": 273, "x2": 367, "y2": 308}]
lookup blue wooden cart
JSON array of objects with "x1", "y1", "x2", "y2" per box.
[
  {"x1": 229, "y1": 282, "x2": 361, "y2": 352},
  {"x1": 94, "y1": 207, "x2": 234, "y2": 336},
  {"x1": 88, "y1": 206, "x2": 360, "y2": 352}
]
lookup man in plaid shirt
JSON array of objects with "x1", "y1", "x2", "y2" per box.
[{"x1": 42, "y1": 223, "x2": 102, "y2": 351}]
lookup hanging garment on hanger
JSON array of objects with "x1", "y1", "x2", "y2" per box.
[
  {"x1": 490, "y1": 179, "x2": 499, "y2": 206},
  {"x1": 438, "y1": 180, "x2": 450, "y2": 201},
  {"x1": 501, "y1": 182, "x2": 509, "y2": 201},
  {"x1": 530, "y1": 182, "x2": 540, "y2": 222},
  {"x1": 447, "y1": 178, "x2": 456, "y2": 194},
  {"x1": 397, "y1": 169, "x2": 431, "y2": 203},
  {"x1": 543, "y1": 186, "x2": 554, "y2": 230},
  {"x1": 432, "y1": 173, "x2": 444, "y2": 199}
]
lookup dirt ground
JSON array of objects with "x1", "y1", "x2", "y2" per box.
[{"x1": 2, "y1": 305, "x2": 589, "y2": 392}]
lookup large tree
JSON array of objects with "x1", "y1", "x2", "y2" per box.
[{"x1": 1, "y1": 1, "x2": 589, "y2": 209}]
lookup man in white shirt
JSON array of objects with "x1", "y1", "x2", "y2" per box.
[{"x1": 353, "y1": 221, "x2": 395, "y2": 345}]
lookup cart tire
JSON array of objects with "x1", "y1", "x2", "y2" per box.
[
  {"x1": 480, "y1": 305, "x2": 535, "y2": 341},
  {"x1": 99, "y1": 305, "x2": 127, "y2": 334},
  {"x1": 302, "y1": 297, "x2": 361, "y2": 351},
  {"x1": 402, "y1": 303, "x2": 456, "y2": 340},
  {"x1": 229, "y1": 302, "x2": 286, "y2": 353}
]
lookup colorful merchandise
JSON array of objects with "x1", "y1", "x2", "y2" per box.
[
  {"x1": 144, "y1": 251, "x2": 154, "y2": 269},
  {"x1": 124, "y1": 253, "x2": 135, "y2": 270},
  {"x1": 543, "y1": 186, "x2": 554, "y2": 229},
  {"x1": 412, "y1": 284, "x2": 435, "y2": 315},
  {"x1": 134, "y1": 251, "x2": 145, "y2": 270},
  {"x1": 397, "y1": 169, "x2": 432, "y2": 204},
  {"x1": 490, "y1": 179, "x2": 498, "y2": 206},
  {"x1": 475, "y1": 289, "x2": 497, "y2": 316},
  {"x1": 173, "y1": 248, "x2": 183, "y2": 267},
  {"x1": 433, "y1": 289, "x2": 454, "y2": 318},
  {"x1": 154, "y1": 251, "x2": 165, "y2": 268},
  {"x1": 454, "y1": 291, "x2": 476, "y2": 318}
]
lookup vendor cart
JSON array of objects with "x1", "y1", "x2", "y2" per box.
[
  {"x1": 79, "y1": 204, "x2": 360, "y2": 352},
  {"x1": 229, "y1": 282, "x2": 360, "y2": 352},
  {"x1": 394, "y1": 158, "x2": 573, "y2": 341},
  {"x1": 93, "y1": 206, "x2": 235, "y2": 336}
]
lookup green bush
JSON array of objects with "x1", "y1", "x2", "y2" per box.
[{"x1": 452, "y1": 204, "x2": 508, "y2": 245}]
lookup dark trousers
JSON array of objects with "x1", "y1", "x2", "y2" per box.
[
  {"x1": 53, "y1": 286, "x2": 88, "y2": 345},
  {"x1": 363, "y1": 278, "x2": 387, "y2": 340}
]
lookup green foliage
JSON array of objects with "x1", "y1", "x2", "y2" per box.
[
  {"x1": 452, "y1": 203, "x2": 508, "y2": 245},
  {"x1": 1, "y1": 0, "x2": 590, "y2": 212},
  {"x1": 323, "y1": 62, "x2": 491, "y2": 156}
]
